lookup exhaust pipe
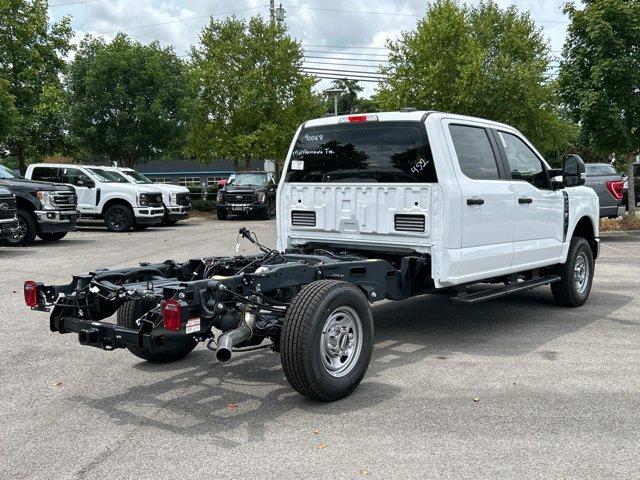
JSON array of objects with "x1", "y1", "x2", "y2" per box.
[{"x1": 215, "y1": 324, "x2": 252, "y2": 363}]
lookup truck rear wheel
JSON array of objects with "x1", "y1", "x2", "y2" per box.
[
  {"x1": 280, "y1": 280, "x2": 374, "y2": 402},
  {"x1": 216, "y1": 208, "x2": 228, "y2": 220},
  {"x1": 551, "y1": 237, "x2": 594, "y2": 307},
  {"x1": 104, "y1": 204, "x2": 134, "y2": 232},
  {"x1": 116, "y1": 299, "x2": 197, "y2": 363}
]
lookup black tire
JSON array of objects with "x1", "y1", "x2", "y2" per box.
[
  {"x1": 134, "y1": 224, "x2": 149, "y2": 231},
  {"x1": 280, "y1": 280, "x2": 374, "y2": 402},
  {"x1": 551, "y1": 237, "x2": 594, "y2": 307},
  {"x1": 259, "y1": 207, "x2": 270, "y2": 220},
  {"x1": 104, "y1": 204, "x2": 134, "y2": 232},
  {"x1": 216, "y1": 208, "x2": 228, "y2": 220},
  {"x1": 116, "y1": 299, "x2": 197, "y2": 363},
  {"x1": 5, "y1": 209, "x2": 37, "y2": 246},
  {"x1": 164, "y1": 219, "x2": 179, "y2": 226},
  {"x1": 37, "y1": 232, "x2": 68, "y2": 242}
]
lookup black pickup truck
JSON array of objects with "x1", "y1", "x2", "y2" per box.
[
  {"x1": 0, "y1": 186, "x2": 18, "y2": 240},
  {"x1": 0, "y1": 164, "x2": 79, "y2": 246},
  {"x1": 216, "y1": 171, "x2": 278, "y2": 220}
]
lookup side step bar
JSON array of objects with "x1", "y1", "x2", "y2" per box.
[{"x1": 450, "y1": 275, "x2": 561, "y2": 304}]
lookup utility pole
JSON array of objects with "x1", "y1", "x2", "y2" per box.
[{"x1": 270, "y1": 0, "x2": 275, "y2": 24}]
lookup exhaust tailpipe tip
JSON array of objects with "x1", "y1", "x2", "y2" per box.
[{"x1": 216, "y1": 348, "x2": 232, "y2": 363}]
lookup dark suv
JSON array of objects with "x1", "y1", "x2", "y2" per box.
[
  {"x1": 0, "y1": 164, "x2": 79, "y2": 246},
  {"x1": 0, "y1": 186, "x2": 18, "y2": 240},
  {"x1": 216, "y1": 172, "x2": 277, "y2": 220}
]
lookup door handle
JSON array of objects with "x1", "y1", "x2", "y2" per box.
[
  {"x1": 466, "y1": 198, "x2": 485, "y2": 206},
  {"x1": 518, "y1": 197, "x2": 533, "y2": 204}
]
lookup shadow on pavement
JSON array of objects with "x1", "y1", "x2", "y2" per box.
[{"x1": 69, "y1": 288, "x2": 632, "y2": 445}]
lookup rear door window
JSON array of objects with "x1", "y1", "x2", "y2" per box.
[
  {"x1": 31, "y1": 167, "x2": 60, "y2": 183},
  {"x1": 449, "y1": 125, "x2": 500, "y2": 180},
  {"x1": 286, "y1": 121, "x2": 436, "y2": 183},
  {"x1": 59, "y1": 168, "x2": 92, "y2": 187}
]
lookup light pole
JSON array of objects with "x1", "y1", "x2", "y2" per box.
[{"x1": 324, "y1": 88, "x2": 345, "y2": 116}]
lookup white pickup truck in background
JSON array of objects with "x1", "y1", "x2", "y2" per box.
[
  {"x1": 102, "y1": 167, "x2": 191, "y2": 225},
  {"x1": 26, "y1": 164, "x2": 165, "y2": 232}
]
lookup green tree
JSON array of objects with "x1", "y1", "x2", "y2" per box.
[
  {"x1": 0, "y1": 0, "x2": 72, "y2": 172},
  {"x1": 558, "y1": 0, "x2": 640, "y2": 216},
  {"x1": 68, "y1": 34, "x2": 189, "y2": 167},
  {"x1": 377, "y1": 0, "x2": 576, "y2": 155},
  {"x1": 0, "y1": 79, "x2": 17, "y2": 143},
  {"x1": 323, "y1": 79, "x2": 379, "y2": 115},
  {"x1": 186, "y1": 16, "x2": 322, "y2": 170}
]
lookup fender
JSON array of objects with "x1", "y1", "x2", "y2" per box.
[
  {"x1": 99, "y1": 194, "x2": 135, "y2": 214},
  {"x1": 14, "y1": 191, "x2": 41, "y2": 211},
  {"x1": 561, "y1": 186, "x2": 599, "y2": 263}
]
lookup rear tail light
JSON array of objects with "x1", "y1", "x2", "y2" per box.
[
  {"x1": 24, "y1": 281, "x2": 38, "y2": 307},
  {"x1": 605, "y1": 180, "x2": 624, "y2": 200},
  {"x1": 162, "y1": 299, "x2": 183, "y2": 331},
  {"x1": 339, "y1": 114, "x2": 379, "y2": 123}
]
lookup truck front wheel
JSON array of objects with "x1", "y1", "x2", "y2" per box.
[
  {"x1": 551, "y1": 237, "x2": 594, "y2": 307},
  {"x1": 116, "y1": 299, "x2": 197, "y2": 363},
  {"x1": 280, "y1": 280, "x2": 374, "y2": 402},
  {"x1": 37, "y1": 232, "x2": 68, "y2": 242},
  {"x1": 216, "y1": 208, "x2": 228, "y2": 220},
  {"x1": 104, "y1": 204, "x2": 134, "y2": 232},
  {"x1": 5, "y1": 209, "x2": 37, "y2": 246}
]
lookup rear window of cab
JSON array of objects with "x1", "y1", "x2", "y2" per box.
[{"x1": 285, "y1": 121, "x2": 437, "y2": 183}]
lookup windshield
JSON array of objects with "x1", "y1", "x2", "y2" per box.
[
  {"x1": 122, "y1": 169, "x2": 152, "y2": 184},
  {"x1": 285, "y1": 122, "x2": 436, "y2": 183},
  {"x1": 88, "y1": 168, "x2": 128, "y2": 183},
  {"x1": 0, "y1": 165, "x2": 19, "y2": 179},
  {"x1": 229, "y1": 173, "x2": 268, "y2": 187},
  {"x1": 585, "y1": 164, "x2": 617, "y2": 175}
]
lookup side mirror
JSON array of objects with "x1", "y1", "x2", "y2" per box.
[{"x1": 563, "y1": 154, "x2": 586, "y2": 187}]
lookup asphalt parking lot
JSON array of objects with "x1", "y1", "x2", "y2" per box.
[{"x1": 1, "y1": 218, "x2": 639, "y2": 479}]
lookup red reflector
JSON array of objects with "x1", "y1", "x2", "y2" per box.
[
  {"x1": 606, "y1": 180, "x2": 624, "y2": 200},
  {"x1": 347, "y1": 115, "x2": 368, "y2": 123},
  {"x1": 24, "y1": 281, "x2": 38, "y2": 307},
  {"x1": 162, "y1": 299, "x2": 182, "y2": 331}
]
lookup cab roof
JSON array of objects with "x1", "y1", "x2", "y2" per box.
[{"x1": 302, "y1": 110, "x2": 519, "y2": 133}]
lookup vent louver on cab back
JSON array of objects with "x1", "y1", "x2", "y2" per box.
[
  {"x1": 394, "y1": 214, "x2": 425, "y2": 232},
  {"x1": 291, "y1": 210, "x2": 316, "y2": 227}
]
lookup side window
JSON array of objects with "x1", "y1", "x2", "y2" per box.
[
  {"x1": 499, "y1": 132, "x2": 548, "y2": 189},
  {"x1": 449, "y1": 125, "x2": 500, "y2": 180},
  {"x1": 59, "y1": 168, "x2": 91, "y2": 187},
  {"x1": 31, "y1": 167, "x2": 59, "y2": 183}
]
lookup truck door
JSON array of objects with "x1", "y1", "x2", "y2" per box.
[
  {"x1": 493, "y1": 130, "x2": 564, "y2": 270},
  {"x1": 443, "y1": 121, "x2": 515, "y2": 284},
  {"x1": 58, "y1": 167, "x2": 98, "y2": 214}
]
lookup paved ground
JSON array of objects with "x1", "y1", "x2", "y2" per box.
[{"x1": 1, "y1": 219, "x2": 639, "y2": 479}]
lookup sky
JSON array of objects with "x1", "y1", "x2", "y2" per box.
[{"x1": 48, "y1": 0, "x2": 574, "y2": 96}]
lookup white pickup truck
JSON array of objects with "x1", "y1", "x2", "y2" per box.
[
  {"x1": 101, "y1": 167, "x2": 191, "y2": 225},
  {"x1": 26, "y1": 164, "x2": 165, "y2": 231},
  {"x1": 27, "y1": 111, "x2": 599, "y2": 402}
]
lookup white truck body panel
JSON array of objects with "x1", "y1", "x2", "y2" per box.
[{"x1": 277, "y1": 111, "x2": 599, "y2": 289}]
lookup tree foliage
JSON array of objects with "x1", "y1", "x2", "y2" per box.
[
  {"x1": 377, "y1": 0, "x2": 576, "y2": 155},
  {"x1": 558, "y1": 0, "x2": 640, "y2": 213},
  {"x1": 0, "y1": 78, "x2": 17, "y2": 144},
  {"x1": 0, "y1": 0, "x2": 72, "y2": 171},
  {"x1": 67, "y1": 34, "x2": 189, "y2": 167},
  {"x1": 186, "y1": 16, "x2": 322, "y2": 169}
]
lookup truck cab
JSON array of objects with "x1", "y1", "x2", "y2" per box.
[
  {"x1": 25, "y1": 164, "x2": 165, "y2": 232},
  {"x1": 278, "y1": 111, "x2": 599, "y2": 289}
]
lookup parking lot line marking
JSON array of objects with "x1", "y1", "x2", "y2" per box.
[{"x1": 602, "y1": 242, "x2": 640, "y2": 259}]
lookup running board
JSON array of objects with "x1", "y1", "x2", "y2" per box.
[{"x1": 450, "y1": 275, "x2": 561, "y2": 304}]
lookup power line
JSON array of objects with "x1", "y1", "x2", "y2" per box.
[
  {"x1": 304, "y1": 55, "x2": 388, "y2": 64},
  {"x1": 304, "y1": 60, "x2": 384, "y2": 69},
  {"x1": 306, "y1": 75, "x2": 382, "y2": 84},
  {"x1": 304, "y1": 49, "x2": 389, "y2": 59},
  {"x1": 287, "y1": 5, "x2": 570, "y2": 24},
  {"x1": 303, "y1": 44, "x2": 389, "y2": 51},
  {"x1": 49, "y1": 0, "x2": 98, "y2": 6},
  {"x1": 301, "y1": 66, "x2": 388, "y2": 76},
  {"x1": 98, "y1": 5, "x2": 267, "y2": 35}
]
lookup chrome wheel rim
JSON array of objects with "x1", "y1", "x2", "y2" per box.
[
  {"x1": 10, "y1": 216, "x2": 27, "y2": 242},
  {"x1": 320, "y1": 306, "x2": 363, "y2": 378},
  {"x1": 574, "y1": 252, "x2": 589, "y2": 294}
]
